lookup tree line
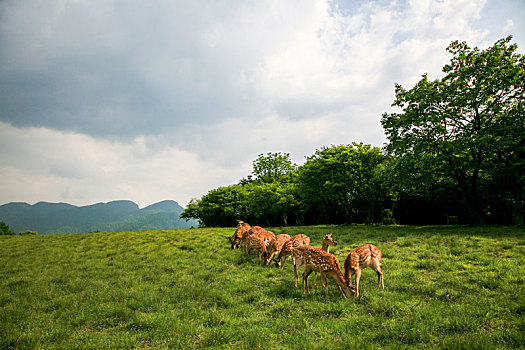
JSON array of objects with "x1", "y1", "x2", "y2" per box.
[{"x1": 181, "y1": 36, "x2": 524, "y2": 227}]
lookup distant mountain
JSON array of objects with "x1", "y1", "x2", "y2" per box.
[{"x1": 0, "y1": 200, "x2": 198, "y2": 234}]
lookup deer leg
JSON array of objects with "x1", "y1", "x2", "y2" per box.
[
  {"x1": 303, "y1": 268, "x2": 313, "y2": 295},
  {"x1": 355, "y1": 269, "x2": 362, "y2": 297},
  {"x1": 345, "y1": 269, "x2": 354, "y2": 288},
  {"x1": 280, "y1": 256, "x2": 288, "y2": 269},
  {"x1": 321, "y1": 273, "x2": 329, "y2": 300},
  {"x1": 294, "y1": 262, "x2": 299, "y2": 288},
  {"x1": 378, "y1": 267, "x2": 384, "y2": 289},
  {"x1": 265, "y1": 252, "x2": 274, "y2": 265},
  {"x1": 371, "y1": 262, "x2": 384, "y2": 289}
]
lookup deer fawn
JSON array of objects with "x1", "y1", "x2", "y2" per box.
[
  {"x1": 314, "y1": 233, "x2": 337, "y2": 286},
  {"x1": 294, "y1": 245, "x2": 353, "y2": 300},
  {"x1": 343, "y1": 244, "x2": 384, "y2": 297},
  {"x1": 264, "y1": 234, "x2": 291, "y2": 264},
  {"x1": 229, "y1": 220, "x2": 252, "y2": 249},
  {"x1": 243, "y1": 233, "x2": 268, "y2": 264},
  {"x1": 291, "y1": 234, "x2": 338, "y2": 287},
  {"x1": 275, "y1": 234, "x2": 310, "y2": 268}
]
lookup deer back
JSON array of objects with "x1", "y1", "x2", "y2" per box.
[
  {"x1": 295, "y1": 246, "x2": 338, "y2": 272},
  {"x1": 344, "y1": 244, "x2": 382, "y2": 272},
  {"x1": 244, "y1": 233, "x2": 267, "y2": 253},
  {"x1": 268, "y1": 234, "x2": 291, "y2": 253}
]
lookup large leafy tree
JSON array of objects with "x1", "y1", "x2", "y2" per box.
[
  {"x1": 245, "y1": 182, "x2": 299, "y2": 226},
  {"x1": 181, "y1": 186, "x2": 248, "y2": 227},
  {"x1": 251, "y1": 152, "x2": 296, "y2": 183},
  {"x1": 381, "y1": 36, "x2": 525, "y2": 223},
  {"x1": 297, "y1": 143, "x2": 386, "y2": 224}
]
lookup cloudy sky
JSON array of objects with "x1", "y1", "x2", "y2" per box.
[{"x1": 1, "y1": 0, "x2": 524, "y2": 208}]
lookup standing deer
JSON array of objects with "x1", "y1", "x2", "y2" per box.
[
  {"x1": 295, "y1": 245, "x2": 353, "y2": 300},
  {"x1": 264, "y1": 234, "x2": 291, "y2": 265},
  {"x1": 343, "y1": 244, "x2": 384, "y2": 297},
  {"x1": 243, "y1": 233, "x2": 268, "y2": 264},
  {"x1": 292, "y1": 234, "x2": 338, "y2": 287},
  {"x1": 275, "y1": 234, "x2": 310, "y2": 268},
  {"x1": 239, "y1": 226, "x2": 274, "y2": 249},
  {"x1": 314, "y1": 234, "x2": 337, "y2": 286}
]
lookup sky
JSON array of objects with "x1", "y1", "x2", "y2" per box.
[{"x1": 1, "y1": 0, "x2": 524, "y2": 208}]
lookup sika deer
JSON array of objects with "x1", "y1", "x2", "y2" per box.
[
  {"x1": 292, "y1": 233, "x2": 338, "y2": 288},
  {"x1": 275, "y1": 234, "x2": 310, "y2": 268},
  {"x1": 264, "y1": 234, "x2": 291, "y2": 265},
  {"x1": 229, "y1": 220, "x2": 252, "y2": 249},
  {"x1": 295, "y1": 245, "x2": 353, "y2": 300},
  {"x1": 250, "y1": 227, "x2": 275, "y2": 250},
  {"x1": 314, "y1": 234, "x2": 337, "y2": 286},
  {"x1": 239, "y1": 226, "x2": 274, "y2": 250},
  {"x1": 343, "y1": 244, "x2": 384, "y2": 297},
  {"x1": 243, "y1": 233, "x2": 268, "y2": 264}
]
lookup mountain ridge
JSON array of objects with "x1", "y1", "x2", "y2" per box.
[{"x1": 0, "y1": 200, "x2": 197, "y2": 234}]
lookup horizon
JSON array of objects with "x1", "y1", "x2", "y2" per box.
[{"x1": 0, "y1": 199, "x2": 185, "y2": 210}]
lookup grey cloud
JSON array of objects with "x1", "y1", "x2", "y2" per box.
[{"x1": 0, "y1": 0, "x2": 257, "y2": 138}]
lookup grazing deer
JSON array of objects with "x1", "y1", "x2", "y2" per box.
[
  {"x1": 294, "y1": 245, "x2": 353, "y2": 300},
  {"x1": 250, "y1": 227, "x2": 275, "y2": 249},
  {"x1": 275, "y1": 234, "x2": 310, "y2": 268},
  {"x1": 343, "y1": 244, "x2": 384, "y2": 297},
  {"x1": 229, "y1": 220, "x2": 252, "y2": 249},
  {"x1": 264, "y1": 234, "x2": 291, "y2": 265},
  {"x1": 314, "y1": 234, "x2": 337, "y2": 286},
  {"x1": 292, "y1": 233, "x2": 338, "y2": 288},
  {"x1": 239, "y1": 225, "x2": 274, "y2": 249},
  {"x1": 243, "y1": 233, "x2": 268, "y2": 264}
]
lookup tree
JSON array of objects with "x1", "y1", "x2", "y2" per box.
[
  {"x1": 0, "y1": 221, "x2": 15, "y2": 235},
  {"x1": 245, "y1": 181, "x2": 300, "y2": 226},
  {"x1": 251, "y1": 152, "x2": 297, "y2": 183},
  {"x1": 296, "y1": 143, "x2": 386, "y2": 224},
  {"x1": 180, "y1": 186, "x2": 248, "y2": 227},
  {"x1": 381, "y1": 36, "x2": 525, "y2": 223}
]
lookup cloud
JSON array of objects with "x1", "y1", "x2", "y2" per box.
[
  {"x1": 0, "y1": 122, "x2": 246, "y2": 207},
  {"x1": 0, "y1": 0, "x2": 524, "y2": 206}
]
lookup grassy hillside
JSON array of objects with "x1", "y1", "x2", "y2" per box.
[{"x1": 1, "y1": 225, "x2": 524, "y2": 349}]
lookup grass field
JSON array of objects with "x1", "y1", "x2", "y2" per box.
[{"x1": 1, "y1": 225, "x2": 524, "y2": 349}]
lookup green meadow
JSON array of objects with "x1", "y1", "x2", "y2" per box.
[{"x1": 1, "y1": 225, "x2": 524, "y2": 349}]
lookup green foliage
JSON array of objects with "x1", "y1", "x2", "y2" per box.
[
  {"x1": 297, "y1": 143, "x2": 387, "y2": 224},
  {"x1": 181, "y1": 186, "x2": 248, "y2": 227},
  {"x1": 0, "y1": 221, "x2": 15, "y2": 235},
  {"x1": 182, "y1": 36, "x2": 523, "y2": 226},
  {"x1": 381, "y1": 36, "x2": 525, "y2": 224},
  {"x1": 251, "y1": 152, "x2": 297, "y2": 183},
  {"x1": 1, "y1": 226, "x2": 523, "y2": 348},
  {"x1": 182, "y1": 144, "x2": 386, "y2": 226},
  {"x1": 245, "y1": 181, "x2": 300, "y2": 226},
  {"x1": 19, "y1": 230, "x2": 38, "y2": 235}
]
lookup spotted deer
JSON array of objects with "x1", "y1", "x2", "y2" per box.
[
  {"x1": 314, "y1": 234, "x2": 337, "y2": 286},
  {"x1": 292, "y1": 233, "x2": 338, "y2": 288},
  {"x1": 275, "y1": 234, "x2": 310, "y2": 268},
  {"x1": 343, "y1": 244, "x2": 384, "y2": 297},
  {"x1": 243, "y1": 233, "x2": 268, "y2": 264},
  {"x1": 294, "y1": 245, "x2": 353, "y2": 300},
  {"x1": 239, "y1": 226, "x2": 274, "y2": 249},
  {"x1": 251, "y1": 227, "x2": 275, "y2": 249},
  {"x1": 229, "y1": 220, "x2": 252, "y2": 249},
  {"x1": 264, "y1": 234, "x2": 291, "y2": 265}
]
